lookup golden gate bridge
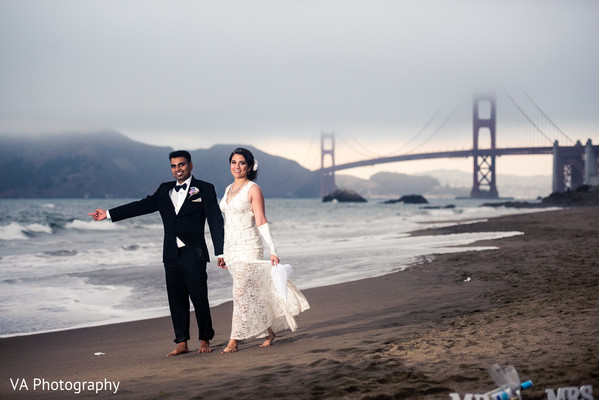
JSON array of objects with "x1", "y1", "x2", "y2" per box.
[{"x1": 316, "y1": 93, "x2": 599, "y2": 198}]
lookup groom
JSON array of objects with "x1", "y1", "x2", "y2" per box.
[{"x1": 89, "y1": 150, "x2": 226, "y2": 356}]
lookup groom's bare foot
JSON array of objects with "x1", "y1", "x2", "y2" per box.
[
  {"x1": 167, "y1": 342, "x2": 190, "y2": 357},
  {"x1": 198, "y1": 340, "x2": 212, "y2": 354},
  {"x1": 259, "y1": 329, "x2": 276, "y2": 347}
]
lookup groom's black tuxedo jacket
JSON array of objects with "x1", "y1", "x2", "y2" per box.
[{"x1": 109, "y1": 177, "x2": 225, "y2": 263}]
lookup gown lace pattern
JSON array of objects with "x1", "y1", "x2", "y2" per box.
[{"x1": 219, "y1": 181, "x2": 310, "y2": 340}]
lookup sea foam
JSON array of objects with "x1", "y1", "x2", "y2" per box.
[{"x1": 0, "y1": 222, "x2": 53, "y2": 241}]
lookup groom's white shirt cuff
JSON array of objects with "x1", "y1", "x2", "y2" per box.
[{"x1": 106, "y1": 209, "x2": 112, "y2": 219}]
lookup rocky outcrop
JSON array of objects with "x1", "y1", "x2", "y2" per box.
[
  {"x1": 482, "y1": 185, "x2": 599, "y2": 208},
  {"x1": 540, "y1": 185, "x2": 599, "y2": 206},
  {"x1": 383, "y1": 194, "x2": 429, "y2": 204},
  {"x1": 322, "y1": 189, "x2": 367, "y2": 203}
]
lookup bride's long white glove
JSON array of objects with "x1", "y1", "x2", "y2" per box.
[{"x1": 258, "y1": 223, "x2": 278, "y2": 257}]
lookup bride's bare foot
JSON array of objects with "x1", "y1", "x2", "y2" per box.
[
  {"x1": 166, "y1": 342, "x2": 190, "y2": 357},
  {"x1": 221, "y1": 339, "x2": 238, "y2": 354},
  {"x1": 259, "y1": 329, "x2": 276, "y2": 347},
  {"x1": 198, "y1": 340, "x2": 212, "y2": 354}
]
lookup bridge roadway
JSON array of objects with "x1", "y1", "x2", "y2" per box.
[{"x1": 318, "y1": 146, "x2": 557, "y2": 173}]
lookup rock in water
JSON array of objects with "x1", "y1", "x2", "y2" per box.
[
  {"x1": 322, "y1": 189, "x2": 367, "y2": 203},
  {"x1": 383, "y1": 194, "x2": 429, "y2": 204}
]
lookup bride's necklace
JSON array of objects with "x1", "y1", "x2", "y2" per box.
[{"x1": 229, "y1": 180, "x2": 248, "y2": 195}]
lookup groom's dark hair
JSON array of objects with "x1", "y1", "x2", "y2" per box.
[{"x1": 169, "y1": 150, "x2": 192, "y2": 163}]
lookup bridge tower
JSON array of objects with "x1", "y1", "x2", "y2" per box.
[
  {"x1": 585, "y1": 139, "x2": 599, "y2": 186},
  {"x1": 470, "y1": 95, "x2": 499, "y2": 198},
  {"x1": 320, "y1": 133, "x2": 338, "y2": 196},
  {"x1": 552, "y1": 140, "x2": 585, "y2": 192}
]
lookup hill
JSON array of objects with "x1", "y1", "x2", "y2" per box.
[
  {"x1": 0, "y1": 131, "x2": 320, "y2": 198},
  {"x1": 336, "y1": 172, "x2": 440, "y2": 198}
]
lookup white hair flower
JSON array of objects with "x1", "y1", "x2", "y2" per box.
[{"x1": 253, "y1": 159, "x2": 259, "y2": 171}]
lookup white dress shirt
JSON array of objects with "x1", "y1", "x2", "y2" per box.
[{"x1": 170, "y1": 177, "x2": 192, "y2": 248}]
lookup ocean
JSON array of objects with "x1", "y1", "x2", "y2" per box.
[{"x1": 0, "y1": 197, "x2": 549, "y2": 338}]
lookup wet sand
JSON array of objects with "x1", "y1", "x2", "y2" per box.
[{"x1": 1, "y1": 206, "x2": 598, "y2": 399}]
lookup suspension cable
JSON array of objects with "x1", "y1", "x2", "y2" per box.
[
  {"x1": 337, "y1": 134, "x2": 380, "y2": 159},
  {"x1": 522, "y1": 89, "x2": 574, "y2": 145},
  {"x1": 385, "y1": 105, "x2": 443, "y2": 156},
  {"x1": 407, "y1": 105, "x2": 458, "y2": 153},
  {"x1": 504, "y1": 90, "x2": 554, "y2": 145},
  {"x1": 346, "y1": 133, "x2": 380, "y2": 158}
]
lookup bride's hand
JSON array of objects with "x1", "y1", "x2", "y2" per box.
[{"x1": 270, "y1": 254, "x2": 279, "y2": 266}]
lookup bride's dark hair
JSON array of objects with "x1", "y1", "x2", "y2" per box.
[{"x1": 229, "y1": 147, "x2": 258, "y2": 181}]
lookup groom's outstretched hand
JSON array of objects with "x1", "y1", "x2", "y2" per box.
[
  {"x1": 217, "y1": 258, "x2": 227, "y2": 269},
  {"x1": 88, "y1": 209, "x2": 107, "y2": 221}
]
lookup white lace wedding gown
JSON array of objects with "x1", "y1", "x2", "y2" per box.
[{"x1": 219, "y1": 181, "x2": 310, "y2": 340}]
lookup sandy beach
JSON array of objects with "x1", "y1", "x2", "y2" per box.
[{"x1": 1, "y1": 206, "x2": 598, "y2": 400}]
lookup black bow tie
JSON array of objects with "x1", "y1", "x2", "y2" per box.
[{"x1": 174, "y1": 183, "x2": 187, "y2": 192}]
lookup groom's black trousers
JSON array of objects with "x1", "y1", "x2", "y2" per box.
[{"x1": 164, "y1": 246, "x2": 215, "y2": 343}]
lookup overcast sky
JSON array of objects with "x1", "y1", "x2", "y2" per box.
[{"x1": 1, "y1": 0, "x2": 598, "y2": 177}]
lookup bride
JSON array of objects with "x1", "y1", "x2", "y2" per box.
[{"x1": 219, "y1": 147, "x2": 310, "y2": 354}]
